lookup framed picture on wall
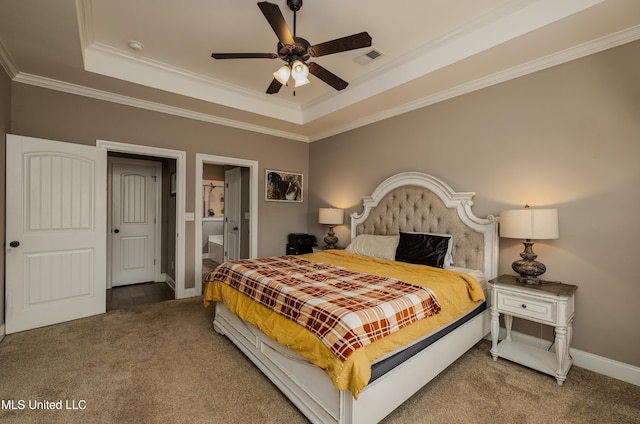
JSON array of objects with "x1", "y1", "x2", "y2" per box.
[
  {"x1": 265, "y1": 169, "x2": 303, "y2": 202},
  {"x1": 170, "y1": 172, "x2": 176, "y2": 196}
]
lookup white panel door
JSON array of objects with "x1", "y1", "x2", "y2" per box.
[
  {"x1": 111, "y1": 162, "x2": 157, "y2": 286},
  {"x1": 5, "y1": 134, "x2": 107, "y2": 334},
  {"x1": 224, "y1": 167, "x2": 242, "y2": 261}
]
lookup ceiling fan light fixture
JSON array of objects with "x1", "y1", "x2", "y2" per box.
[
  {"x1": 273, "y1": 65, "x2": 291, "y2": 85},
  {"x1": 294, "y1": 77, "x2": 310, "y2": 88},
  {"x1": 291, "y1": 59, "x2": 309, "y2": 83},
  {"x1": 211, "y1": 2, "x2": 372, "y2": 94}
]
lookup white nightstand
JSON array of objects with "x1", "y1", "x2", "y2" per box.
[{"x1": 489, "y1": 274, "x2": 578, "y2": 385}]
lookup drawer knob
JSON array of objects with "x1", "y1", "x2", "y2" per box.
[{"x1": 521, "y1": 304, "x2": 527, "y2": 309}]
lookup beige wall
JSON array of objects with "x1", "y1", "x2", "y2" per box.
[
  {"x1": 0, "y1": 67, "x2": 10, "y2": 328},
  {"x1": 2, "y1": 39, "x2": 638, "y2": 369},
  {"x1": 309, "y1": 41, "x2": 640, "y2": 367},
  {"x1": 7, "y1": 82, "x2": 310, "y2": 289},
  {"x1": 203, "y1": 163, "x2": 225, "y2": 181}
]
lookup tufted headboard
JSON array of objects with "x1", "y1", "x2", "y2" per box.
[{"x1": 350, "y1": 172, "x2": 499, "y2": 279}]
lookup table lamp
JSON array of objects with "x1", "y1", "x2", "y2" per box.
[
  {"x1": 318, "y1": 208, "x2": 344, "y2": 249},
  {"x1": 499, "y1": 205, "x2": 559, "y2": 285}
]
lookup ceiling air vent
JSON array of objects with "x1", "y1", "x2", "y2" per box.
[{"x1": 354, "y1": 48, "x2": 384, "y2": 66}]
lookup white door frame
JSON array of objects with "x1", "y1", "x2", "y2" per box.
[
  {"x1": 97, "y1": 140, "x2": 188, "y2": 299},
  {"x1": 195, "y1": 154, "x2": 258, "y2": 294},
  {"x1": 107, "y1": 157, "x2": 163, "y2": 288}
]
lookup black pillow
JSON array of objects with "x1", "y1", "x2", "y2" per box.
[{"x1": 395, "y1": 232, "x2": 452, "y2": 268}]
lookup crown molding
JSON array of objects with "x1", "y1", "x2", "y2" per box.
[
  {"x1": 302, "y1": 0, "x2": 605, "y2": 123},
  {"x1": 75, "y1": 0, "x2": 93, "y2": 61},
  {"x1": 308, "y1": 24, "x2": 640, "y2": 142},
  {"x1": 9, "y1": 24, "x2": 639, "y2": 143},
  {"x1": 12, "y1": 72, "x2": 309, "y2": 142},
  {"x1": 0, "y1": 37, "x2": 18, "y2": 78},
  {"x1": 83, "y1": 43, "x2": 303, "y2": 124},
  {"x1": 77, "y1": 0, "x2": 305, "y2": 124},
  {"x1": 77, "y1": 0, "x2": 607, "y2": 128}
]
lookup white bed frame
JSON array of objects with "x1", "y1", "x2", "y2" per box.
[{"x1": 213, "y1": 172, "x2": 498, "y2": 423}]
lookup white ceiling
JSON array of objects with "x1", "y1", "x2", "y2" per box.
[{"x1": 1, "y1": 0, "x2": 639, "y2": 142}]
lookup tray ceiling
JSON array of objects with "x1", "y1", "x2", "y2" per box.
[{"x1": 1, "y1": 0, "x2": 639, "y2": 141}]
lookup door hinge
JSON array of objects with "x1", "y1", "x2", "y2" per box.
[
  {"x1": 154, "y1": 259, "x2": 156, "y2": 265},
  {"x1": 151, "y1": 176, "x2": 157, "y2": 182}
]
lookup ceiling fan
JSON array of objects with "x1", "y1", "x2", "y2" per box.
[{"x1": 211, "y1": 0, "x2": 372, "y2": 94}]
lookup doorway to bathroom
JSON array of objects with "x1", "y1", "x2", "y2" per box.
[
  {"x1": 195, "y1": 154, "x2": 258, "y2": 294},
  {"x1": 201, "y1": 164, "x2": 225, "y2": 277}
]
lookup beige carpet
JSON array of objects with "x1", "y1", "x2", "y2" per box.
[{"x1": 0, "y1": 297, "x2": 638, "y2": 424}]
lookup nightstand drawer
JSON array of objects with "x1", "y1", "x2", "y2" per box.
[{"x1": 496, "y1": 291, "x2": 556, "y2": 324}]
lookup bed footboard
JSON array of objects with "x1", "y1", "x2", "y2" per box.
[
  {"x1": 214, "y1": 302, "x2": 341, "y2": 423},
  {"x1": 213, "y1": 302, "x2": 490, "y2": 424}
]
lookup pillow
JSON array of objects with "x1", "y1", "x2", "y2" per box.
[
  {"x1": 345, "y1": 234, "x2": 400, "y2": 261},
  {"x1": 395, "y1": 232, "x2": 453, "y2": 268},
  {"x1": 405, "y1": 231, "x2": 454, "y2": 267}
]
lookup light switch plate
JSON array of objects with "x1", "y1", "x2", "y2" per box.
[{"x1": 185, "y1": 212, "x2": 195, "y2": 221}]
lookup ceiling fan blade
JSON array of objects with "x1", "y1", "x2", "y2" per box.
[
  {"x1": 266, "y1": 78, "x2": 283, "y2": 94},
  {"x1": 308, "y1": 32, "x2": 372, "y2": 57},
  {"x1": 258, "y1": 1, "x2": 295, "y2": 46},
  {"x1": 307, "y1": 62, "x2": 348, "y2": 91},
  {"x1": 211, "y1": 53, "x2": 278, "y2": 59}
]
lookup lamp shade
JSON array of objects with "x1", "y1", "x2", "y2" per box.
[
  {"x1": 273, "y1": 65, "x2": 291, "y2": 85},
  {"x1": 499, "y1": 208, "x2": 559, "y2": 240},
  {"x1": 319, "y1": 208, "x2": 344, "y2": 225},
  {"x1": 291, "y1": 60, "x2": 309, "y2": 84},
  {"x1": 294, "y1": 77, "x2": 310, "y2": 88}
]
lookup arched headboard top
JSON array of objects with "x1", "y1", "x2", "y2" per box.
[{"x1": 350, "y1": 172, "x2": 498, "y2": 278}]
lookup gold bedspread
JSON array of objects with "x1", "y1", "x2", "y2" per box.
[{"x1": 203, "y1": 250, "x2": 485, "y2": 398}]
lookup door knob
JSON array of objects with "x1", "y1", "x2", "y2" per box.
[
  {"x1": 233, "y1": 227, "x2": 239, "y2": 230},
  {"x1": 114, "y1": 229, "x2": 120, "y2": 233},
  {"x1": 9, "y1": 241, "x2": 19, "y2": 248}
]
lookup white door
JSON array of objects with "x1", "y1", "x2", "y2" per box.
[
  {"x1": 111, "y1": 161, "x2": 158, "y2": 286},
  {"x1": 224, "y1": 167, "x2": 242, "y2": 261},
  {"x1": 5, "y1": 134, "x2": 107, "y2": 334}
]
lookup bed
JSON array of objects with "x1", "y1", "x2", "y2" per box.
[{"x1": 204, "y1": 172, "x2": 498, "y2": 423}]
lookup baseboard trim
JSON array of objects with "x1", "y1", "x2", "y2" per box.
[
  {"x1": 571, "y1": 347, "x2": 640, "y2": 387},
  {"x1": 0, "y1": 323, "x2": 5, "y2": 342},
  {"x1": 487, "y1": 329, "x2": 640, "y2": 387}
]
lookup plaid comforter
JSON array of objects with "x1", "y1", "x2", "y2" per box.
[{"x1": 207, "y1": 255, "x2": 441, "y2": 360}]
